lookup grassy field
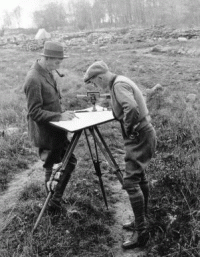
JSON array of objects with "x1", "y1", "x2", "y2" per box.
[{"x1": 0, "y1": 33, "x2": 200, "y2": 256}]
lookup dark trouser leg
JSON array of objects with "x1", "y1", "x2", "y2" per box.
[
  {"x1": 44, "y1": 168, "x2": 53, "y2": 195},
  {"x1": 139, "y1": 181, "x2": 149, "y2": 216},
  {"x1": 139, "y1": 170, "x2": 149, "y2": 216},
  {"x1": 39, "y1": 148, "x2": 54, "y2": 195},
  {"x1": 51, "y1": 153, "x2": 77, "y2": 202}
]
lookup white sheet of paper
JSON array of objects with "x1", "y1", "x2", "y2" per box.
[{"x1": 50, "y1": 109, "x2": 114, "y2": 132}]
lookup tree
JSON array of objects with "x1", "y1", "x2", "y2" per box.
[
  {"x1": 92, "y1": 0, "x2": 106, "y2": 28},
  {"x1": 69, "y1": 0, "x2": 92, "y2": 30},
  {"x1": 184, "y1": 0, "x2": 200, "y2": 26},
  {"x1": 12, "y1": 6, "x2": 22, "y2": 28},
  {"x1": 3, "y1": 11, "x2": 12, "y2": 28},
  {"x1": 33, "y1": 2, "x2": 67, "y2": 30}
]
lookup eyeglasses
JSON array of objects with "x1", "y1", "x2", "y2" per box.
[
  {"x1": 88, "y1": 76, "x2": 96, "y2": 86},
  {"x1": 89, "y1": 81, "x2": 98, "y2": 87},
  {"x1": 88, "y1": 76, "x2": 102, "y2": 87}
]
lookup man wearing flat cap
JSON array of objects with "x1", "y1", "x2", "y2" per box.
[
  {"x1": 84, "y1": 61, "x2": 156, "y2": 249},
  {"x1": 24, "y1": 41, "x2": 77, "y2": 213}
]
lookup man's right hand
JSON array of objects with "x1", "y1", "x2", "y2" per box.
[{"x1": 60, "y1": 111, "x2": 76, "y2": 121}]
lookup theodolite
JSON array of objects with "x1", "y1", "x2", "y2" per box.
[{"x1": 77, "y1": 91, "x2": 110, "y2": 111}]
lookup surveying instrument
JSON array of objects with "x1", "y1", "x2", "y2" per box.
[{"x1": 76, "y1": 91, "x2": 111, "y2": 112}]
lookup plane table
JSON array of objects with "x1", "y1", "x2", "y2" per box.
[{"x1": 50, "y1": 108, "x2": 123, "y2": 208}]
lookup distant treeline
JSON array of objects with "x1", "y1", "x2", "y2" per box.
[
  {"x1": 2, "y1": 0, "x2": 200, "y2": 31},
  {"x1": 32, "y1": 0, "x2": 200, "y2": 31}
]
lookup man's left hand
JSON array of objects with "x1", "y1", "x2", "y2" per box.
[
  {"x1": 46, "y1": 171, "x2": 62, "y2": 192},
  {"x1": 46, "y1": 180, "x2": 58, "y2": 192}
]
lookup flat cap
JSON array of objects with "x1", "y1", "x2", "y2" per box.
[{"x1": 84, "y1": 61, "x2": 109, "y2": 83}]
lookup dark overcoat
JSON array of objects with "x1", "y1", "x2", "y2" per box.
[{"x1": 24, "y1": 60, "x2": 66, "y2": 150}]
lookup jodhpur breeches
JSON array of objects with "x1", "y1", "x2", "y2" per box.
[{"x1": 122, "y1": 123, "x2": 156, "y2": 231}]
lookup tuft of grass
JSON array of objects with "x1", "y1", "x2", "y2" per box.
[
  {"x1": 18, "y1": 183, "x2": 46, "y2": 201},
  {"x1": 147, "y1": 89, "x2": 200, "y2": 256}
]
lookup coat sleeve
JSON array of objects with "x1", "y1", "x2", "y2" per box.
[
  {"x1": 24, "y1": 77, "x2": 61, "y2": 124},
  {"x1": 114, "y1": 82, "x2": 139, "y2": 137}
]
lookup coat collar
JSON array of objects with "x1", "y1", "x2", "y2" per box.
[{"x1": 109, "y1": 74, "x2": 117, "y2": 89}]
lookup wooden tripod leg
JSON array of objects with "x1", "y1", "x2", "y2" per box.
[
  {"x1": 91, "y1": 126, "x2": 123, "y2": 185},
  {"x1": 32, "y1": 192, "x2": 52, "y2": 233},
  {"x1": 32, "y1": 130, "x2": 82, "y2": 233},
  {"x1": 84, "y1": 128, "x2": 108, "y2": 208}
]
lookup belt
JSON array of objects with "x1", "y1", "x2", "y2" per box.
[{"x1": 133, "y1": 115, "x2": 151, "y2": 131}]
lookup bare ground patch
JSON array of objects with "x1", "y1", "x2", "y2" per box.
[{"x1": 0, "y1": 160, "x2": 43, "y2": 232}]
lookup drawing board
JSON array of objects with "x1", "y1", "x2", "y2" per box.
[{"x1": 50, "y1": 108, "x2": 115, "y2": 132}]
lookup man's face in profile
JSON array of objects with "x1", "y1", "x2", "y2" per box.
[{"x1": 46, "y1": 58, "x2": 63, "y2": 71}]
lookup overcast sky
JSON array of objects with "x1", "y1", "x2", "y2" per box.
[{"x1": 0, "y1": 0, "x2": 67, "y2": 28}]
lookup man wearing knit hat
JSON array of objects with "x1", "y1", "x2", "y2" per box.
[
  {"x1": 24, "y1": 41, "x2": 77, "y2": 213},
  {"x1": 84, "y1": 61, "x2": 156, "y2": 249}
]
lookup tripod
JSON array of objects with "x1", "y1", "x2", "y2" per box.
[
  {"x1": 62, "y1": 125, "x2": 123, "y2": 208},
  {"x1": 32, "y1": 111, "x2": 123, "y2": 233}
]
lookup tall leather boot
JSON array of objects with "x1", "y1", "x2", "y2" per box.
[
  {"x1": 123, "y1": 182, "x2": 149, "y2": 230},
  {"x1": 127, "y1": 185, "x2": 146, "y2": 232},
  {"x1": 122, "y1": 185, "x2": 149, "y2": 249}
]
